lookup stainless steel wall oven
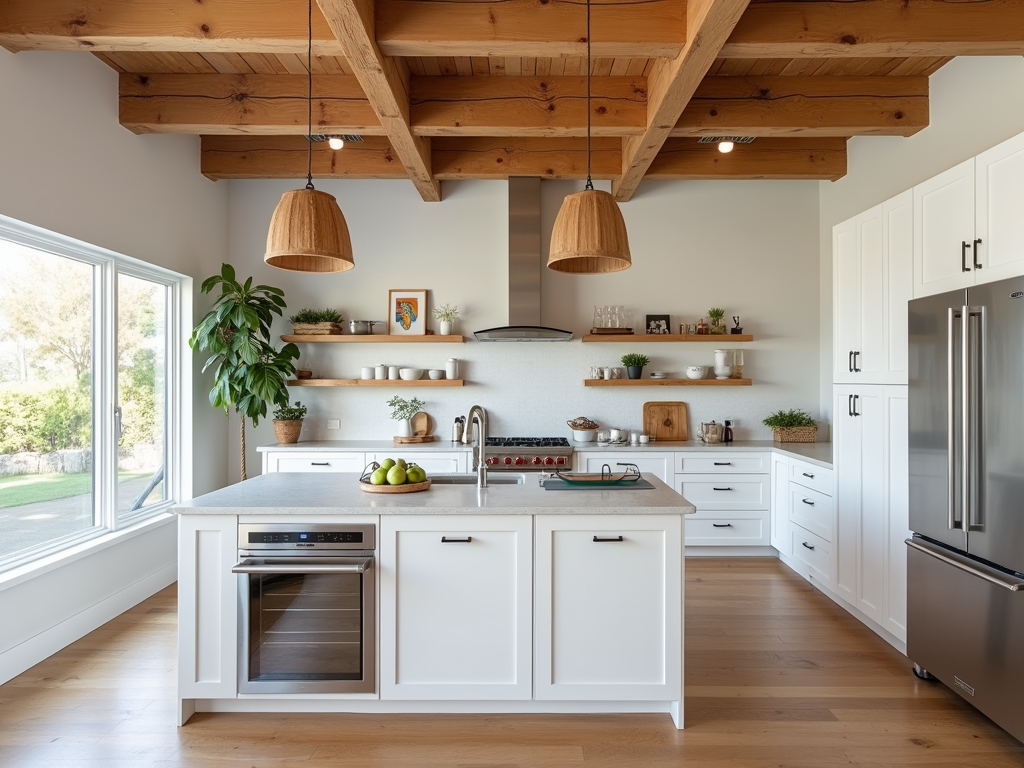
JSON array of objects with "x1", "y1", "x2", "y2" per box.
[{"x1": 232, "y1": 522, "x2": 376, "y2": 694}]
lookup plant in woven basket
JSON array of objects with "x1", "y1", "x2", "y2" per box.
[
  {"x1": 707, "y1": 307, "x2": 727, "y2": 334},
  {"x1": 763, "y1": 409, "x2": 818, "y2": 443},
  {"x1": 271, "y1": 401, "x2": 307, "y2": 445},
  {"x1": 289, "y1": 308, "x2": 344, "y2": 335},
  {"x1": 273, "y1": 401, "x2": 307, "y2": 421},
  {"x1": 189, "y1": 263, "x2": 299, "y2": 479}
]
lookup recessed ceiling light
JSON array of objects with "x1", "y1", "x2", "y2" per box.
[{"x1": 718, "y1": 141, "x2": 735, "y2": 154}]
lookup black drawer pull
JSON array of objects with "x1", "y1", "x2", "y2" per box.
[
  {"x1": 802, "y1": 472, "x2": 814, "y2": 479},
  {"x1": 712, "y1": 523, "x2": 733, "y2": 528},
  {"x1": 713, "y1": 487, "x2": 733, "y2": 491},
  {"x1": 593, "y1": 535, "x2": 624, "y2": 542},
  {"x1": 441, "y1": 536, "x2": 472, "y2": 543},
  {"x1": 311, "y1": 462, "x2": 330, "y2": 466},
  {"x1": 802, "y1": 541, "x2": 815, "y2": 551},
  {"x1": 713, "y1": 462, "x2": 732, "y2": 466},
  {"x1": 802, "y1": 498, "x2": 815, "y2": 506}
]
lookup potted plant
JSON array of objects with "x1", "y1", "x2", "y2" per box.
[
  {"x1": 387, "y1": 395, "x2": 425, "y2": 438},
  {"x1": 189, "y1": 263, "x2": 299, "y2": 480},
  {"x1": 289, "y1": 308, "x2": 344, "y2": 335},
  {"x1": 763, "y1": 409, "x2": 818, "y2": 443},
  {"x1": 272, "y1": 401, "x2": 307, "y2": 444},
  {"x1": 621, "y1": 353, "x2": 650, "y2": 380},
  {"x1": 432, "y1": 303, "x2": 460, "y2": 336},
  {"x1": 707, "y1": 307, "x2": 727, "y2": 335}
]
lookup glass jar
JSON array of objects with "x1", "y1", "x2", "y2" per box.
[{"x1": 730, "y1": 350, "x2": 744, "y2": 379}]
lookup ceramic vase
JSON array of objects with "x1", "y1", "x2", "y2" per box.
[
  {"x1": 439, "y1": 320, "x2": 454, "y2": 336},
  {"x1": 396, "y1": 419, "x2": 413, "y2": 438}
]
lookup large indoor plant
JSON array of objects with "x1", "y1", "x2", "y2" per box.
[
  {"x1": 762, "y1": 409, "x2": 818, "y2": 443},
  {"x1": 190, "y1": 263, "x2": 300, "y2": 479}
]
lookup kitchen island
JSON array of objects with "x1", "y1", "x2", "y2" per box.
[{"x1": 175, "y1": 472, "x2": 694, "y2": 727}]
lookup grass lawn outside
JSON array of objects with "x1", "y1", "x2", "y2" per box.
[{"x1": 0, "y1": 471, "x2": 150, "y2": 508}]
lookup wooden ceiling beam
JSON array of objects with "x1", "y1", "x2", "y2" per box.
[
  {"x1": 673, "y1": 75, "x2": 929, "y2": 137},
  {"x1": 648, "y1": 137, "x2": 847, "y2": 180},
  {"x1": 0, "y1": 0, "x2": 346, "y2": 55},
  {"x1": 432, "y1": 137, "x2": 621, "y2": 180},
  {"x1": 375, "y1": 0, "x2": 685, "y2": 59},
  {"x1": 201, "y1": 136, "x2": 407, "y2": 180},
  {"x1": 410, "y1": 76, "x2": 648, "y2": 137},
  {"x1": 613, "y1": 0, "x2": 753, "y2": 201},
  {"x1": 315, "y1": 0, "x2": 441, "y2": 201},
  {"x1": 722, "y1": 0, "x2": 1024, "y2": 59},
  {"x1": 119, "y1": 73, "x2": 384, "y2": 135}
]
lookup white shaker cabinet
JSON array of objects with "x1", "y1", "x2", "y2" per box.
[
  {"x1": 974, "y1": 130, "x2": 1024, "y2": 285},
  {"x1": 770, "y1": 453, "x2": 791, "y2": 557},
  {"x1": 675, "y1": 452, "x2": 770, "y2": 547},
  {"x1": 379, "y1": 515, "x2": 533, "y2": 700},
  {"x1": 534, "y1": 515, "x2": 682, "y2": 703},
  {"x1": 262, "y1": 451, "x2": 366, "y2": 474},
  {"x1": 367, "y1": 451, "x2": 467, "y2": 474},
  {"x1": 575, "y1": 451, "x2": 674, "y2": 485}
]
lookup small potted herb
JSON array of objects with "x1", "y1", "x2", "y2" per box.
[
  {"x1": 707, "y1": 307, "x2": 726, "y2": 335},
  {"x1": 289, "y1": 308, "x2": 344, "y2": 335},
  {"x1": 620, "y1": 353, "x2": 650, "y2": 380},
  {"x1": 762, "y1": 409, "x2": 818, "y2": 443},
  {"x1": 272, "y1": 401, "x2": 307, "y2": 444},
  {"x1": 432, "y1": 303, "x2": 460, "y2": 336},
  {"x1": 387, "y1": 395, "x2": 425, "y2": 438}
]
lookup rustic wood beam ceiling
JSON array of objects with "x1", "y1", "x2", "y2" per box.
[{"x1": 650, "y1": 137, "x2": 847, "y2": 180}]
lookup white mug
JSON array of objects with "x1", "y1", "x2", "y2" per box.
[
  {"x1": 361, "y1": 366, "x2": 374, "y2": 380},
  {"x1": 375, "y1": 364, "x2": 386, "y2": 380},
  {"x1": 603, "y1": 367, "x2": 612, "y2": 380},
  {"x1": 388, "y1": 365, "x2": 399, "y2": 380}
]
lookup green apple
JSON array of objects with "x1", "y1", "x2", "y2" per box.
[
  {"x1": 406, "y1": 465, "x2": 426, "y2": 484},
  {"x1": 386, "y1": 465, "x2": 407, "y2": 485},
  {"x1": 370, "y1": 467, "x2": 388, "y2": 485},
  {"x1": 379, "y1": 458, "x2": 396, "y2": 472}
]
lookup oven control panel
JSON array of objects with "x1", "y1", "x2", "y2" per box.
[
  {"x1": 239, "y1": 523, "x2": 376, "y2": 550},
  {"x1": 247, "y1": 531, "x2": 363, "y2": 544}
]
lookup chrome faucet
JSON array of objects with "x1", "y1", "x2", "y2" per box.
[{"x1": 461, "y1": 405, "x2": 489, "y2": 487}]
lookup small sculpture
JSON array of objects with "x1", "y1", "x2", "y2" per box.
[{"x1": 730, "y1": 315, "x2": 744, "y2": 334}]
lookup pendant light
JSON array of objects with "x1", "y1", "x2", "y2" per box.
[
  {"x1": 265, "y1": 0, "x2": 354, "y2": 273},
  {"x1": 547, "y1": 0, "x2": 631, "y2": 274}
]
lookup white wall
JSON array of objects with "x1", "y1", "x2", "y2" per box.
[
  {"x1": 228, "y1": 175, "x2": 821, "y2": 472},
  {"x1": 818, "y1": 57, "x2": 1024, "y2": 415},
  {"x1": 0, "y1": 50, "x2": 229, "y2": 682}
]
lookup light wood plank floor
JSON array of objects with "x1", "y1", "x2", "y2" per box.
[{"x1": 2, "y1": 558, "x2": 1023, "y2": 767}]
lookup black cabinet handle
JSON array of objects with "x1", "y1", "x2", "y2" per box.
[
  {"x1": 974, "y1": 238, "x2": 983, "y2": 269},
  {"x1": 441, "y1": 536, "x2": 473, "y2": 543},
  {"x1": 802, "y1": 541, "x2": 816, "y2": 551},
  {"x1": 713, "y1": 462, "x2": 732, "y2": 466},
  {"x1": 712, "y1": 523, "x2": 733, "y2": 528},
  {"x1": 593, "y1": 535, "x2": 624, "y2": 542},
  {"x1": 802, "y1": 498, "x2": 815, "y2": 506},
  {"x1": 848, "y1": 350, "x2": 854, "y2": 372},
  {"x1": 713, "y1": 487, "x2": 733, "y2": 491},
  {"x1": 962, "y1": 240, "x2": 971, "y2": 272},
  {"x1": 311, "y1": 462, "x2": 330, "y2": 466},
  {"x1": 853, "y1": 394, "x2": 860, "y2": 417},
  {"x1": 848, "y1": 394, "x2": 854, "y2": 417},
  {"x1": 852, "y1": 351, "x2": 861, "y2": 373},
  {"x1": 802, "y1": 472, "x2": 815, "y2": 479}
]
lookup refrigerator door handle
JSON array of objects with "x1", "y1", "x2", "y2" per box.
[
  {"x1": 962, "y1": 304, "x2": 972, "y2": 533},
  {"x1": 947, "y1": 307, "x2": 961, "y2": 530},
  {"x1": 966, "y1": 305, "x2": 984, "y2": 532},
  {"x1": 906, "y1": 538, "x2": 1024, "y2": 592}
]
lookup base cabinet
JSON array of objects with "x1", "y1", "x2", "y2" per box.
[
  {"x1": 676, "y1": 452, "x2": 770, "y2": 547},
  {"x1": 534, "y1": 515, "x2": 682, "y2": 702},
  {"x1": 262, "y1": 451, "x2": 366, "y2": 474},
  {"x1": 575, "y1": 452, "x2": 673, "y2": 484},
  {"x1": 379, "y1": 515, "x2": 532, "y2": 700},
  {"x1": 368, "y1": 452, "x2": 466, "y2": 474}
]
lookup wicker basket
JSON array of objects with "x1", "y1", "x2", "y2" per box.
[
  {"x1": 292, "y1": 322, "x2": 343, "y2": 335},
  {"x1": 772, "y1": 426, "x2": 818, "y2": 443},
  {"x1": 273, "y1": 419, "x2": 303, "y2": 444}
]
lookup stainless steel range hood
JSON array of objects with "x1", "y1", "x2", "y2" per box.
[{"x1": 474, "y1": 178, "x2": 573, "y2": 342}]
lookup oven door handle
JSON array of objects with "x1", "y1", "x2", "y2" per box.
[{"x1": 231, "y1": 558, "x2": 372, "y2": 574}]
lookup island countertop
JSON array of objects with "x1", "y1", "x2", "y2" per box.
[{"x1": 174, "y1": 471, "x2": 696, "y2": 516}]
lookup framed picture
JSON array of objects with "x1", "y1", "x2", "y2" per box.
[
  {"x1": 645, "y1": 314, "x2": 670, "y2": 335},
  {"x1": 388, "y1": 289, "x2": 428, "y2": 336}
]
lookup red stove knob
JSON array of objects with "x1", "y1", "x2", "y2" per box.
[
  {"x1": 544, "y1": 456, "x2": 555, "y2": 465},
  {"x1": 514, "y1": 456, "x2": 526, "y2": 465},
  {"x1": 503, "y1": 456, "x2": 514, "y2": 465},
  {"x1": 486, "y1": 456, "x2": 500, "y2": 466},
  {"x1": 532, "y1": 456, "x2": 543, "y2": 465},
  {"x1": 555, "y1": 456, "x2": 567, "y2": 466}
]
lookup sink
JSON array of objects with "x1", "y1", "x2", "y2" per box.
[{"x1": 430, "y1": 474, "x2": 526, "y2": 485}]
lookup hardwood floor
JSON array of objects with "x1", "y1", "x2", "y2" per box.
[{"x1": 2, "y1": 558, "x2": 1023, "y2": 767}]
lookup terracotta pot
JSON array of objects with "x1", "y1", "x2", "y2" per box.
[{"x1": 273, "y1": 419, "x2": 303, "y2": 444}]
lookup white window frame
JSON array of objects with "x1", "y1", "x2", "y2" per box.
[{"x1": 0, "y1": 214, "x2": 186, "y2": 574}]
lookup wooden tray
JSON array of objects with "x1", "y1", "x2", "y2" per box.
[
  {"x1": 394, "y1": 434, "x2": 436, "y2": 444},
  {"x1": 643, "y1": 401, "x2": 688, "y2": 441},
  {"x1": 359, "y1": 479, "x2": 431, "y2": 493}
]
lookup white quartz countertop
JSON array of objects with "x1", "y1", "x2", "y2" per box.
[
  {"x1": 259, "y1": 439, "x2": 834, "y2": 468},
  {"x1": 175, "y1": 472, "x2": 696, "y2": 516}
]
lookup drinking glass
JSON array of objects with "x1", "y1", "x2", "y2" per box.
[
  {"x1": 593, "y1": 306, "x2": 605, "y2": 329},
  {"x1": 731, "y1": 350, "x2": 744, "y2": 379}
]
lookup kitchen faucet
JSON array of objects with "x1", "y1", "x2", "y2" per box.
[{"x1": 461, "y1": 405, "x2": 489, "y2": 488}]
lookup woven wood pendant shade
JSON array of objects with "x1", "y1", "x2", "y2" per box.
[
  {"x1": 265, "y1": 188, "x2": 354, "y2": 273},
  {"x1": 547, "y1": 189, "x2": 631, "y2": 274}
]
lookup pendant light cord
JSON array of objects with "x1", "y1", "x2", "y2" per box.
[
  {"x1": 585, "y1": 0, "x2": 593, "y2": 191},
  {"x1": 306, "y1": 0, "x2": 314, "y2": 190}
]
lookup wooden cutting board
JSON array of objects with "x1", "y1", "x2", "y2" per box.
[{"x1": 643, "y1": 401, "x2": 688, "y2": 442}]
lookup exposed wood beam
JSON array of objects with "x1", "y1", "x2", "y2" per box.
[
  {"x1": 673, "y1": 76, "x2": 929, "y2": 137},
  {"x1": 410, "y1": 76, "x2": 648, "y2": 137},
  {"x1": 613, "y1": 0, "x2": 752, "y2": 201},
  {"x1": 315, "y1": 0, "x2": 440, "y2": 201},
  {"x1": 432, "y1": 138, "x2": 621, "y2": 179},
  {"x1": 0, "y1": 0, "x2": 346, "y2": 55},
  {"x1": 201, "y1": 136, "x2": 407, "y2": 180},
  {"x1": 648, "y1": 137, "x2": 847, "y2": 180},
  {"x1": 721, "y1": 0, "x2": 1024, "y2": 58},
  {"x1": 375, "y1": 0, "x2": 685, "y2": 59},
  {"x1": 119, "y1": 73, "x2": 383, "y2": 135}
]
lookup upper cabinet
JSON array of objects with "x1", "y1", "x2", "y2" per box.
[
  {"x1": 833, "y1": 190, "x2": 912, "y2": 385},
  {"x1": 914, "y1": 131, "x2": 1024, "y2": 298}
]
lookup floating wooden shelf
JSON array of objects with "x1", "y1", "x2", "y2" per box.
[
  {"x1": 582, "y1": 334, "x2": 753, "y2": 343},
  {"x1": 287, "y1": 379, "x2": 465, "y2": 387},
  {"x1": 583, "y1": 378, "x2": 752, "y2": 387},
  {"x1": 281, "y1": 334, "x2": 465, "y2": 343}
]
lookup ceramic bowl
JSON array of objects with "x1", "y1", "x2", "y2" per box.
[
  {"x1": 572, "y1": 428, "x2": 597, "y2": 442},
  {"x1": 399, "y1": 367, "x2": 424, "y2": 381},
  {"x1": 686, "y1": 365, "x2": 709, "y2": 379},
  {"x1": 428, "y1": 369, "x2": 444, "y2": 380}
]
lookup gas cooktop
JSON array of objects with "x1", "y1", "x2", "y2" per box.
[{"x1": 485, "y1": 437, "x2": 571, "y2": 448}]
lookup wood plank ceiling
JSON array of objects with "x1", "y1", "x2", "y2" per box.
[{"x1": 4, "y1": 0, "x2": 1018, "y2": 202}]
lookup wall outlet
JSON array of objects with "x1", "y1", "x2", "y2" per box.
[{"x1": 326, "y1": 419, "x2": 340, "y2": 430}]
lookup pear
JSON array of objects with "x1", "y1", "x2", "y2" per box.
[
  {"x1": 370, "y1": 467, "x2": 388, "y2": 485},
  {"x1": 386, "y1": 464, "x2": 407, "y2": 485},
  {"x1": 406, "y1": 465, "x2": 427, "y2": 484},
  {"x1": 396, "y1": 458, "x2": 408, "y2": 469},
  {"x1": 379, "y1": 458, "x2": 396, "y2": 472}
]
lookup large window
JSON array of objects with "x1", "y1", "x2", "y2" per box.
[{"x1": 0, "y1": 216, "x2": 183, "y2": 571}]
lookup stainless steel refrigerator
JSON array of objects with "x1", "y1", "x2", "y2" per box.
[{"x1": 908, "y1": 275, "x2": 1024, "y2": 743}]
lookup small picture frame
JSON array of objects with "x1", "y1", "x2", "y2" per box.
[
  {"x1": 645, "y1": 314, "x2": 670, "y2": 335},
  {"x1": 388, "y1": 289, "x2": 428, "y2": 336}
]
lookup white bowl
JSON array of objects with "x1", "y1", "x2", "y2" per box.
[
  {"x1": 427, "y1": 369, "x2": 444, "y2": 380},
  {"x1": 399, "y1": 368, "x2": 424, "y2": 381},
  {"x1": 685, "y1": 366, "x2": 709, "y2": 379},
  {"x1": 572, "y1": 428, "x2": 597, "y2": 442}
]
